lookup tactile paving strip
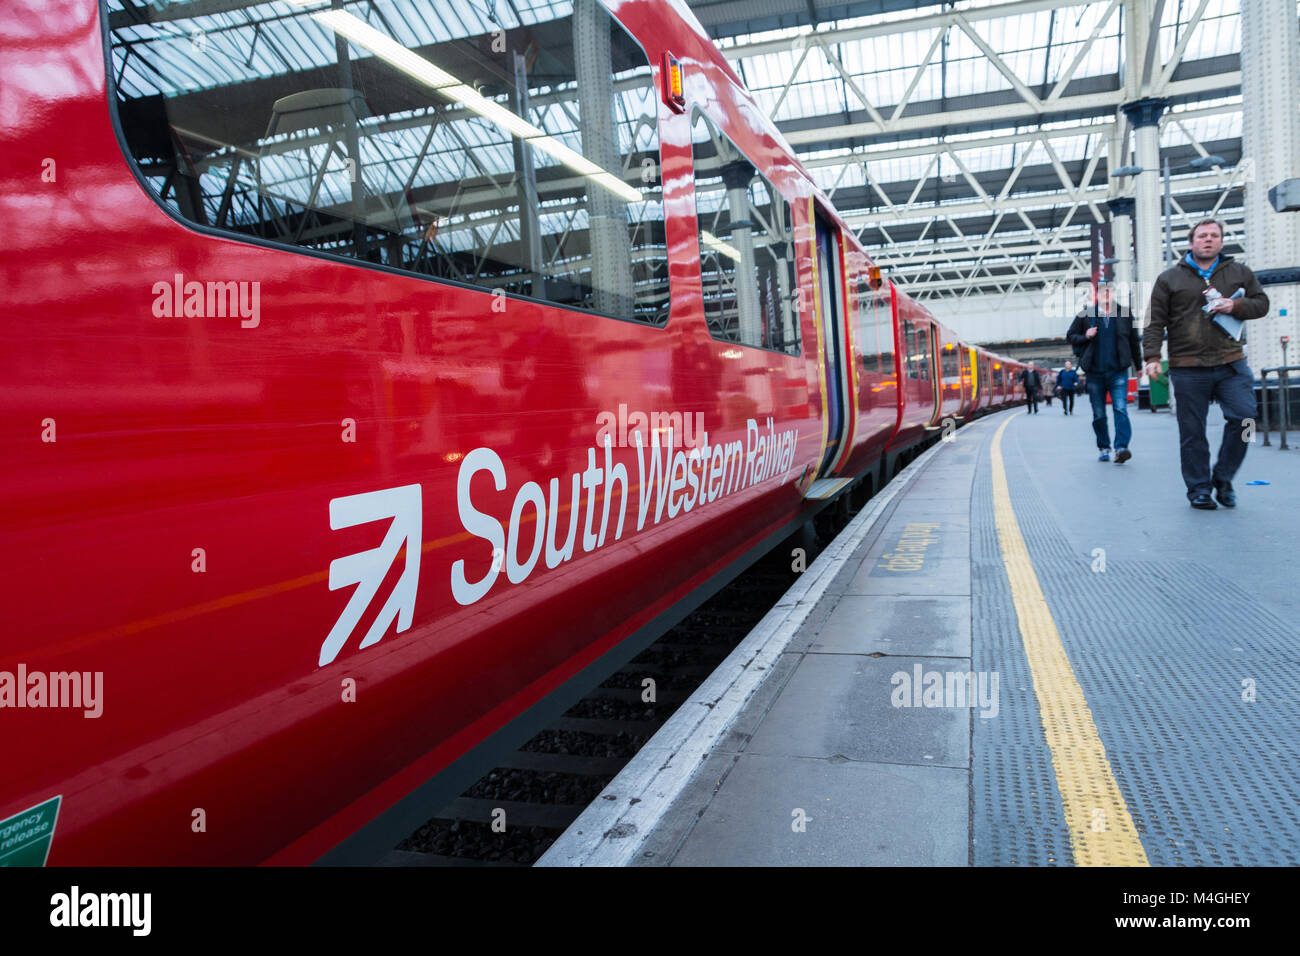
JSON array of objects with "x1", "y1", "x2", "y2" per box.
[
  {"x1": 976, "y1": 429, "x2": 1300, "y2": 866},
  {"x1": 970, "y1": 437, "x2": 1076, "y2": 866}
]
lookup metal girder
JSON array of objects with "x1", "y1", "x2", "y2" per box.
[
  {"x1": 720, "y1": 0, "x2": 1071, "y2": 60},
  {"x1": 709, "y1": 0, "x2": 1255, "y2": 303},
  {"x1": 799, "y1": 124, "x2": 1108, "y2": 171},
  {"x1": 781, "y1": 72, "x2": 1239, "y2": 146},
  {"x1": 900, "y1": 265, "x2": 1080, "y2": 294},
  {"x1": 889, "y1": 28, "x2": 946, "y2": 124},
  {"x1": 1142, "y1": 0, "x2": 1167, "y2": 91},
  {"x1": 883, "y1": 238, "x2": 1094, "y2": 266},
  {"x1": 799, "y1": 93, "x2": 1241, "y2": 177},
  {"x1": 843, "y1": 187, "x2": 1114, "y2": 227},
  {"x1": 881, "y1": 206, "x2": 1246, "y2": 274},
  {"x1": 951, "y1": 11, "x2": 1042, "y2": 111},
  {"x1": 1156, "y1": 0, "x2": 1215, "y2": 93},
  {"x1": 812, "y1": 36, "x2": 889, "y2": 131},
  {"x1": 1047, "y1": 0, "x2": 1122, "y2": 104}
]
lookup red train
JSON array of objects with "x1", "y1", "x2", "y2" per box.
[{"x1": 0, "y1": 0, "x2": 1040, "y2": 864}]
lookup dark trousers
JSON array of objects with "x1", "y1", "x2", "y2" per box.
[
  {"x1": 1060, "y1": 390, "x2": 1075, "y2": 414},
  {"x1": 1087, "y1": 371, "x2": 1131, "y2": 450},
  {"x1": 1168, "y1": 359, "x2": 1256, "y2": 500},
  {"x1": 1025, "y1": 389, "x2": 1038, "y2": 413}
]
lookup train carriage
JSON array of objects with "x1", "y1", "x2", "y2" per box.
[{"x1": 1, "y1": 0, "x2": 1023, "y2": 864}]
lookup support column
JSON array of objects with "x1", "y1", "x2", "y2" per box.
[
  {"x1": 772, "y1": 206, "x2": 796, "y2": 350},
  {"x1": 1240, "y1": 0, "x2": 1300, "y2": 373},
  {"x1": 1122, "y1": 97, "x2": 1168, "y2": 324},
  {"x1": 721, "y1": 160, "x2": 762, "y2": 346},
  {"x1": 332, "y1": 0, "x2": 366, "y2": 261},
  {"x1": 512, "y1": 51, "x2": 544, "y2": 299},
  {"x1": 574, "y1": 0, "x2": 635, "y2": 320},
  {"x1": 1108, "y1": 196, "x2": 1136, "y2": 313}
]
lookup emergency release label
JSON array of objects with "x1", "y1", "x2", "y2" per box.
[{"x1": 0, "y1": 795, "x2": 61, "y2": 866}]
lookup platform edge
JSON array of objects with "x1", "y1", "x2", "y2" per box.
[{"x1": 535, "y1": 424, "x2": 987, "y2": 867}]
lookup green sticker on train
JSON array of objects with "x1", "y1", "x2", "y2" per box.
[{"x1": 0, "y1": 795, "x2": 61, "y2": 866}]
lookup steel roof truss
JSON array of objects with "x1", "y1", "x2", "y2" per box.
[
  {"x1": 1046, "y1": 0, "x2": 1121, "y2": 104},
  {"x1": 952, "y1": 11, "x2": 1043, "y2": 112},
  {"x1": 1156, "y1": 0, "x2": 1214, "y2": 93}
]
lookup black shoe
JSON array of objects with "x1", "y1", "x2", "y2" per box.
[
  {"x1": 1114, "y1": 448, "x2": 1132, "y2": 463},
  {"x1": 1214, "y1": 479, "x2": 1236, "y2": 508},
  {"x1": 1190, "y1": 493, "x2": 1217, "y2": 510}
]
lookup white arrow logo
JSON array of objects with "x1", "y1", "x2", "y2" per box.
[{"x1": 319, "y1": 484, "x2": 422, "y2": 667}]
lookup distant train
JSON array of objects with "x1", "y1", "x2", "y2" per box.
[{"x1": 0, "y1": 0, "x2": 1039, "y2": 863}]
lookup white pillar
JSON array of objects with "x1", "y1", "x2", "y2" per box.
[
  {"x1": 574, "y1": 0, "x2": 635, "y2": 319},
  {"x1": 1122, "y1": 98, "x2": 1168, "y2": 325},
  {"x1": 722, "y1": 161, "x2": 762, "y2": 346},
  {"x1": 1240, "y1": 0, "x2": 1300, "y2": 372},
  {"x1": 1108, "y1": 196, "x2": 1135, "y2": 313}
]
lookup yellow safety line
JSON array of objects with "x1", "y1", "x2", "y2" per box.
[{"x1": 989, "y1": 414, "x2": 1149, "y2": 867}]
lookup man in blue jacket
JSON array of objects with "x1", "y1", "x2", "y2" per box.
[
  {"x1": 1056, "y1": 361, "x2": 1079, "y2": 415},
  {"x1": 1067, "y1": 283, "x2": 1141, "y2": 462}
]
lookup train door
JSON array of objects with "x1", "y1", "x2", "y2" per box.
[
  {"x1": 926, "y1": 324, "x2": 942, "y2": 425},
  {"x1": 967, "y1": 348, "x2": 977, "y2": 416},
  {"x1": 814, "y1": 213, "x2": 851, "y2": 476}
]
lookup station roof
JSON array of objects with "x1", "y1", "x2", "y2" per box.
[
  {"x1": 107, "y1": 0, "x2": 1278, "y2": 302},
  {"x1": 688, "y1": 0, "x2": 1267, "y2": 299}
]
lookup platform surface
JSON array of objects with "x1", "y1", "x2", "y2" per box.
[{"x1": 611, "y1": 403, "x2": 1300, "y2": 867}]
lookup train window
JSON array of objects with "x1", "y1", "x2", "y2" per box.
[
  {"x1": 854, "y1": 272, "x2": 892, "y2": 374},
  {"x1": 902, "y1": 320, "x2": 919, "y2": 380},
  {"x1": 690, "y1": 111, "x2": 800, "y2": 354},
  {"x1": 941, "y1": 348, "x2": 959, "y2": 380},
  {"x1": 105, "y1": 0, "x2": 669, "y2": 325},
  {"x1": 879, "y1": 312, "x2": 895, "y2": 375},
  {"x1": 852, "y1": 273, "x2": 876, "y2": 374}
]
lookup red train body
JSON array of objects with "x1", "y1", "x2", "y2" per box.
[{"x1": 0, "y1": 0, "x2": 1033, "y2": 864}]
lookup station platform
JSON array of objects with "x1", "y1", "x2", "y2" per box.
[{"x1": 539, "y1": 402, "x2": 1300, "y2": 867}]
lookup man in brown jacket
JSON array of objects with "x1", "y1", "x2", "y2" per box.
[{"x1": 1142, "y1": 219, "x2": 1269, "y2": 509}]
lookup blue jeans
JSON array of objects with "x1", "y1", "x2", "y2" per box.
[{"x1": 1087, "y1": 371, "x2": 1131, "y2": 450}]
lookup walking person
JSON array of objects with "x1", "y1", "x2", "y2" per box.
[
  {"x1": 1044, "y1": 371, "x2": 1055, "y2": 407},
  {"x1": 1067, "y1": 283, "x2": 1141, "y2": 462},
  {"x1": 1142, "y1": 219, "x2": 1269, "y2": 509},
  {"x1": 1019, "y1": 366, "x2": 1042, "y2": 414},
  {"x1": 1057, "y1": 361, "x2": 1079, "y2": 415}
]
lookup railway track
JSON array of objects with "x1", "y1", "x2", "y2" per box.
[{"x1": 387, "y1": 492, "x2": 868, "y2": 866}]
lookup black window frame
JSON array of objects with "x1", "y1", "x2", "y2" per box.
[
  {"x1": 688, "y1": 107, "x2": 802, "y2": 357},
  {"x1": 97, "y1": 0, "x2": 672, "y2": 329}
]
